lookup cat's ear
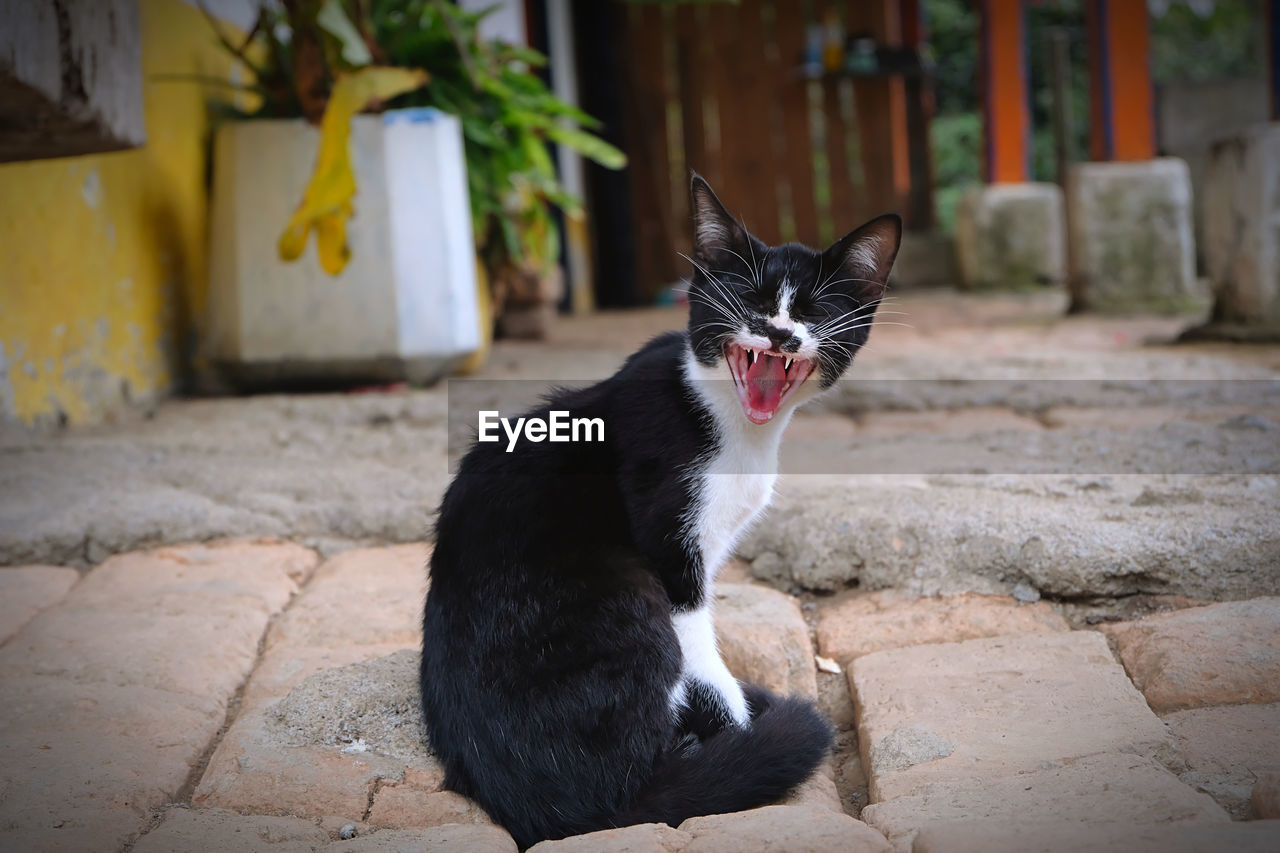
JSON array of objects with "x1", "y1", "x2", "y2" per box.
[
  {"x1": 690, "y1": 174, "x2": 749, "y2": 259},
  {"x1": 823, "y1": 214, "x2": 903, "y2": 300}
]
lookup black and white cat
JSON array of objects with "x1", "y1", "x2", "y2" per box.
[{"x1": 421, "y1": 176, "x2": 901, "y2": 848}]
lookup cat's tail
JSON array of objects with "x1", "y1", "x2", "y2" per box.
[{"x1": 612, "y1": 688, "x2": 834, "y2": 829}]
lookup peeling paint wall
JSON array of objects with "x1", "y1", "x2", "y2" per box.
[{"x1": 0, "y1": 0, "x2": 239, "y2": 427}]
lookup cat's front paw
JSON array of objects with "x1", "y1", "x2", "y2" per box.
[{"x1": 677, "y1": 677, "x2": 750, "y2": 738}]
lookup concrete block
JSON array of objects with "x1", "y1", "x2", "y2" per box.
[
  {"x1": 1203, "y1": 123, "x2": 1280, "y2": 329},
  {"x1": 1067, "y1": 158, "x2": 1200, "y2": 313},
  {"x1": 888, "y1": 231, "x2": 959, "y2": 289},
  {"x1": 953, "y1": 183, "x2": 1065, "y2": 290},
  {"x1": 207, "y1": 109, "x2": 481, "y2": 387},
  {"x1": 0, "y1": 0, "x2": 145, "y2": 162}
]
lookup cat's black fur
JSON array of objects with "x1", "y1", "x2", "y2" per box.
[{"x1": 421, "y1": 177, "x2": 901, "y2": 848}]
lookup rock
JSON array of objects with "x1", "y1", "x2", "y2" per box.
[
  {"x1": 679, "y1": 805, "x2": 892, "y2": 853},
  {"x1": 862, "y1": 753, "x2": 1228, "y2": 852},
  {"x1": 715, "y1": 583, "x2": 817, "y2": 698},
  {"x1": 1100, "y1": 598, "x2": 1280, "y2": 713},
  {"x1": 953, "y1": 183, "x2": 1065, "y2": 290},
  {"x1": 849, "y1": 631, "x2": 1181, "y2": 801},
  {"x1": 816, "y1": 590, "x2": 1068, "y2": 663},
  {"x1": 1163, "y1": 702, "x2": 1280, "y2": 816},
  {"x1": 911, "y1": 817, "x2": 1280, "y2": 853},
  {"x1": 268, "y1": 650, "x2": 429, "y2": 765},
  {"x1": 241, "y1": 544, "x2": 428, "y2": 713},
  {"x1": 528, "y1": 823, "x2": 691, "y2": 853},
  {"x1": 1202, "y1": 123, "x2": 1280, "y2": 330},
  {"x1": 741, "y1": 476, "x2": 1280, "y2": 600},
  {"x1": 868, "y1": 726, "x2": 956, "y2": 773},
  {"x1": 1066, "y1": 157, "x2": 1200, "y2": 313},
  {"x1": 193, "y1": 704, "x2": 402, "y2": 819},
  {"x1": 366, "y1": 786, "x2": 493, "y2": 830},
  {"x1": 781, "y1": 759, "x2": 843, "y2": 813},
  {"x1": 194, "y1": 652, "x2": 439, "y2": 819},
  {"x1": 0, "y1": 565, "x2": 79, "y2": 644},
  {"x1": 0, "y1": 541, "x2": 316, "y2": 695},
  {"x1": 0, "y1": 542, "x2": 316, "y2": 852},
  {"x1": 328, "y1": 825, "x2": 518, "y2": 853},
  {"x1": 131, "y1": 808, "x2": 331, "y2": 853},
  {"x1": 1254, "y1": 771, "x2": 1280, "y2": 819},
  {"x1": 0, "y1": 677, "x2": 224, "y2": 853},
  {"x1": 0, "y1": 391, "x2": 451, "y2": 568}
]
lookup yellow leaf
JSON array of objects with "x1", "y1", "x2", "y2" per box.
[{"x1": 277, "y1": 67, "x2": 429, "y2": 274}]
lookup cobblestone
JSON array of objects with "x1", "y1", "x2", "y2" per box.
[
  {"x1": 1101, "y1": 597, "x2": 1280, "y2": 712},
  {"x1": 0, "y1": 541, "x2": 317, "y2": 852},
  {"x1": 816, "y1": 590, "x2": 1068, "y2": 664},
  {"x1": 849, "y1": 631, "x2": 1180, "y2": 801},
  {"x1": 0, "y1": 565, "x2": 78, "y2": 644}
]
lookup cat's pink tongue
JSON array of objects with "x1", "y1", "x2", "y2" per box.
[{"x1": 744, "y1": 354, "x2": 786, "y2": 414}]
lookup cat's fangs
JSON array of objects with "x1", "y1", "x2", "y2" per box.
[{"x1": 724, "y1": 342, "x2": 815, "y2": 424}]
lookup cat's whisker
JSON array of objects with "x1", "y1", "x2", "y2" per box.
[
  {"x1": 721, "y1": 246, "x2": 762, "y2": 291},
  {"x1": 809, "y1": 307, "x2": 883, "y2": 336},
  {"x1": 679, "y1": 252, "x2": 748, "y2": 316}
]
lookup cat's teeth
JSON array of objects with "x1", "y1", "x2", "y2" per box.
[
  {"x1": 746, "y1": 348, "x2": 756, "y2": 367},
  {"x1": 784, "y1": 358, "x2": 793, "y2": 372}
]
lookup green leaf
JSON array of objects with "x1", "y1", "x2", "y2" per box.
[
  {"x1": 543, "y1": 124, "x2": 627, "y2": 170},
  {"x1": 317, "y1": 0, "x2": 373, "y2": 66}
]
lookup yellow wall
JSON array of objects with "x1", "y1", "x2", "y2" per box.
[{"x1": 0, "y1": 0, "x2": 239, "y2": 427}]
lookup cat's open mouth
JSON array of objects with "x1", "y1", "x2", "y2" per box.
[{"x1": 724, "y1": 343, "x2": 814, "y2": 424}]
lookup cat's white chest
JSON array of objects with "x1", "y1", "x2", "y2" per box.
[{"x1": 687, "y1": 448, "x2": 778, "y2": 579}]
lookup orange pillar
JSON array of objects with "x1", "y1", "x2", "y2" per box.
[
  {"x1": 980, "y1": 0, "x2": 1030, "y2": 183},
  {"x1": 1086, "y1": 0, "x2": 1155, "y2": 161}
]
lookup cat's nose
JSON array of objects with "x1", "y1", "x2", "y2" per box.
[{"x1": 764, "y1": 325, "x2": 800, "y2": 352}]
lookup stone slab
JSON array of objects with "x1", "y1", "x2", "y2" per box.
[
  {"x1": 194, "y1": 651, "x2": 439, "y2": 820},
  {"x1": 366, "y1": 786, "x2": 492, "y2": 830},
  {"x1": 193, "y1": 547, "x2": 434, "y2": 820},
  {"x1": 911, "y1": 818, "x2": 1280, "y2": 853},
  {"x1": 0, "y1": 542, "x2": 316, "y2": 852},
  {"x1": 1163, "y1": 702, "x2": 1280, "y2": 817},
  {"x1": 849, "y1": 631, "x2": 1181, "y2": 801},
  {"x1": 862, "y1": 753, "x2": 1228, "y2": 853},
  {"x1": 1203, "y1": 122, "x2": 1280, "y2": 328},
  {"x1": 328, "y1": 825, "x2": 518, "y2": 852},
  {"x1": 1067, "y1": 157, "x2": 1200, "y2": 313},
  {"x1": 715, "y1": 583, "x2": 817, "y2": 698},
  {"x1": 954, "y1": 183, "x2": 1065, "y2": 290},
  {"x1": 528, "y1": 823, "x2": 691, "y2": 853},
  {"x1": 0, "y1": 542, "x2": 316, "y2": 695},
  {"x1": 131, "y1": 808, "x2": 331, "y2": 853},
  {"x1": 0, "y1": 565, "x2": 79, "y2": 643},
  {"x1": 679, "y1": 805, "x2": 892, "y2": 853},
  {"x1": 1255, "y1": 771, "x2": 1280, "y2": 818},
  {"x1": 1101, "y1": 598, "x2": 1280, "y2": 713},
  {"x1": 263, "y1": 544, "x2": 427, "y2": 655},
  {"x1": 816, "y1": 590, "x2": 1068, "y2": 663},
  {"x1": 742, "y1": 476, "x2": 1280, "y2": 601}
]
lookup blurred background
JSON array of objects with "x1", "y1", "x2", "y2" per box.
[{"x1": 0, "y1": 0, "x2": 1277, "y2": 428}]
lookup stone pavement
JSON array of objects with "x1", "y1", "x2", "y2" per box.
[
  {"x1": 2, "y1": 290, "x2": 1280, "y2": 851},
  {"x1": 2, "y1": 542, "x2": 1279, "y2": 852}
]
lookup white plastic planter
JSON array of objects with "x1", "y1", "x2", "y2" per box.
[{"x1": 207, "y1": 107, "x2": 480, "y2": 386}]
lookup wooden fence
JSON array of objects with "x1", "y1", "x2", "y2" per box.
[{"x1": 614, "y1": 0, "x2": 930, "y2": 300}]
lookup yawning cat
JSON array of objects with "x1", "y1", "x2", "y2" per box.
[{"x1": 421, "y1": 175, "x2": 901, "y2": 848}]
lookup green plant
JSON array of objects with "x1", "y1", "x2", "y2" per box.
[
  {"x1": 204, "y1": 0, "x2": 625, "y2": 281},
  {"x1": 370, "y1": 1, "x2": 625, "y2": 279}
]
